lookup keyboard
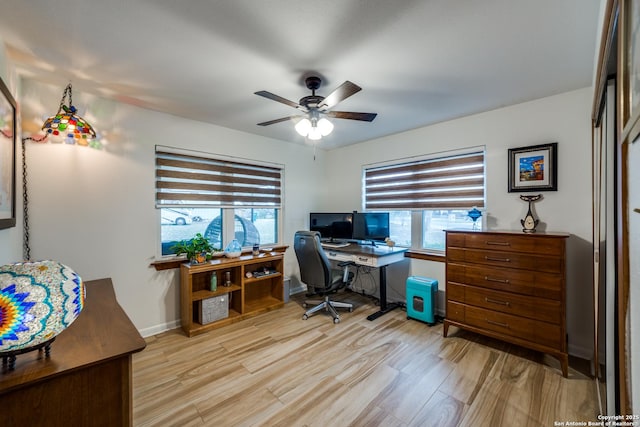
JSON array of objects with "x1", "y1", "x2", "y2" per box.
[{"x1": 321, "y1": 242, "x2": 350, "y2": 249}]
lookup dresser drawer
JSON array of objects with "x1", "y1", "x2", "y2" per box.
[
  {"x1": 447, "y1": 262, "x2": 562, "y2": 300},
  {"x1": 446, "y1": 300, "x2": 465, "y2": 322},
  {"x1": 447, "y1": 247, "x2": 563, "y2": 273},
  {"x1": 464, "y1": 305, "x2": 562, "y2": 350},
  {"x1": 447, "y1": 282, "x2": 465, "y2": 302},
  {"x1": 448, "y1": 282, "x2": 561, "y2": 324},
  {"x1": 447, "y1": 232, "x2": 564, "y2": 256}
]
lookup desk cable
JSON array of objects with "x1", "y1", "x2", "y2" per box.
[{"x1": 347, "y1": 265, "x2": 407, "y2": 311}]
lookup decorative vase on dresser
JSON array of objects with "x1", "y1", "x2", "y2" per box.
[{"x1": 444, "y1": 230, "x2": 569, "y2": 377}]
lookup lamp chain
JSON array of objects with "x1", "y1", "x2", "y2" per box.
[
  {"x1": 57, "y1": 83, "x2": 72, "y2": 113},
  {"x1": 21, "y1": 135, "x2": 47, "y2": 261},
  {"x1": 21, "y1": 138, "x2": 30, "y2": 260}
]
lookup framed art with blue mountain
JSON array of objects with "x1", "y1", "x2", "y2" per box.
[{"x1": 508, "y1": 142, "x2": 558, "y2": 192}]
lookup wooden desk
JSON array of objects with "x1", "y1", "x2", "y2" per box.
[
  {"x1": 323, "y1": 243, "x2": 408, "y2": 320},
  {"x1": 0, "y1": 278, "x2": 146, "y2": 426}
]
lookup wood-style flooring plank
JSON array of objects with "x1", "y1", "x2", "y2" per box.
[
  {"x1": 133, "y1": 292, "x2": 598, "y2": 427},
  {"x1": 409, "y1": 390, "x2": 467, "y2": 427}
]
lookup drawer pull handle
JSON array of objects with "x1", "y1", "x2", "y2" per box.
[
  {"x1": 486, "y1": 319, "x2": 509, "y2": 328},
  {"x1": 484, "y1": 256, "x2": 510, "y2": 262},
  {"x1": 485, "y1": 297, "x2": 510, "y2": 307},
  {"x1": 486, "y1": 241, "x2": 510, "y2": 246},
  {"x1": 484, "y1": 276, "x2": 510, "y2": 284}
]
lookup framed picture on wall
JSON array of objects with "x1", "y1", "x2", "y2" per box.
[
  {"x1": 507, "y1": 142, "x2": 558, "y2": 192},
  {"x1": 0, "y1": 76, "x2": 16, "y2": 229}
]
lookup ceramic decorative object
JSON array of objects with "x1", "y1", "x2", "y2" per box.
[
  {"x1": 192, "y1": 252, "x2": 207, "y2": 264},
  {"x1": 224, "y1": 239, "x2": 242, "y2": 258},
  {"x1": 0, "y1": 260, "x2": 84, "y2": 353},
  {"x1": 467, "y1": 207, "x2": 482, "y2": 230},
  {"x1": 520, "y1": 194, "x2": 542, "y2": 233}
]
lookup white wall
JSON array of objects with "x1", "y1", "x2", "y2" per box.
[
  {"x1": 16, "y1": 76, "x2": 594, "y2": 357},
  {"x1": 325, "y1": 87, "x2": 594, "y2": 358},
  {"x1": 19, "y1": 79, "x2": 323, "y2": 336},
  {"x1": 0, "y1": 37, "x2": 23, "y2": 265}
]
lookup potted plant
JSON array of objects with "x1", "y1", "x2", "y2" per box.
[{"x1": 171, "y1": 233, "x2": 214, "y2": 264}]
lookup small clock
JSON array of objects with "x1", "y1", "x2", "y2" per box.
[
  {"x1": 521, "y1": 212, "x2": 538, "y2": 233},
  {"x1": 519, "y1": 194, "x2": 541, "y2": 233}
]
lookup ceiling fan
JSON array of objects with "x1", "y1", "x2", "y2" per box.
[{"x1": 255, "y1": 76, "x2": 377, "y2": 140}]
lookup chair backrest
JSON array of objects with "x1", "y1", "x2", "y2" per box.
[{"x1": 293, "y1": 230, "x2": 331, "y2": 289}]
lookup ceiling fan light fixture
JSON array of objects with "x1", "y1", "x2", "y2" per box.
[
  {"x1": 307, "y1": 126, "x2": 322, "y2": 140},
  {"x1": 295, "y1": 118, "x2": 311, "y2": 136},
  {"x1": 317, "y1": 118, "x2": 333, "y2": 136},
  {"x1": 256, "y1": 76, "x2": 375, "y2": 143}
]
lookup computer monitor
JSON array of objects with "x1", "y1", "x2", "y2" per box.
[
  {"x1": 352, "y1": 212, "x2": 390, "y2": 244},
  {"x1": 309, "y1": 212, "x2": 353, "y2": 241}
]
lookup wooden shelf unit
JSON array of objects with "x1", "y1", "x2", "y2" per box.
[{"x1": 180, "y1": 253, "x2": 284, "y2": 336}]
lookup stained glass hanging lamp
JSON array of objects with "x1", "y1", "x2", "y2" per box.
[{"x1": 41, "y1": 83, "x2": 96, "y2": 143}]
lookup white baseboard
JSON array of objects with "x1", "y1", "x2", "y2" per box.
[
  {"x1": 140, "y1": 287, "x2": 307, "y2": 338},
  {"x1": 139, "y1": 319, "x2": 181, "y2": 338},
  {"x1": 289, "y1": 285, "x2": 306, "y2": 295},
  {"x1": 568, "y1": 343, "x2": 593, "y2": 360}
]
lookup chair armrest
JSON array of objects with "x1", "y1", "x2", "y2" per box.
[
  {"x1": 336, "y1": 261, "x2": 355, "y2": 283},
  {"x1": 337, "y1": 261, "x2": 355, "y2": 268}
]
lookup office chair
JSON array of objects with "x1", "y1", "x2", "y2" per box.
[{"x1": 293, "y1": 230, "x2": 354, "y2": 324}]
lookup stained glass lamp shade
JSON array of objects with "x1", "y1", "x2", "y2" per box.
[
  {"x1": 0, "y1": 260, "x2": 84, "y2": 370},
  {"x1": 41, "y1": 83, "x2": 96, "y2": 144}
]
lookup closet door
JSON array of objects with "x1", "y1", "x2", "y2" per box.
[
  {"x1": 619, "y1": 0, "x2": 639, "y2": 413},
  {"x1": 593, "y1": 80, "x2": 617, "y2": 414},
  {"x1": 627, "y1": 138, "x2": 639, "y2": 412}
]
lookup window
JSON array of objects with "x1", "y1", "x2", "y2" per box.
[
  {"x1": 389, "y1": 210, "x2": 412, "y2": 247},
  {"x1": 155, "y1": 147, "x2": 283, "y2": 256},
  {"x1": 363, "y1": 149, "x2": 485, "y2": 252}
]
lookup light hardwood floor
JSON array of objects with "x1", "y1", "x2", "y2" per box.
[{"x1": 132, "y1": 292, "x2": 599, "y2": 427}]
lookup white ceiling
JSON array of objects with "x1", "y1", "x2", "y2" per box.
[{"x1": 0, "y1": 0, "x2": 601, "y2": 149}]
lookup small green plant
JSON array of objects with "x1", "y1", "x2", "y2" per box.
[{"x1": 171, "y1": 233, "x2": 215, "y2": 262}]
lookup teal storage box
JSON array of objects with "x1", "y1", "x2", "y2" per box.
[{"x1": 406, "y1": 276, "x2": 437, "y2": 324}]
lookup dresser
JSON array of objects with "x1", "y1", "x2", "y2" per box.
[
  {"x1": 444, "y1": 230, "x2": 569, "y2": 376},
  {"x1": 0, "y1": 278, "x2": 146, "y2": 426}
]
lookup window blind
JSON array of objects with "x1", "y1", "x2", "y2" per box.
[
  {"x1": 364, "y1": 151, "x2": 485, "y2": 210},
  {"x1": 155, "y1": 148, "x2": 282, "y2": 208}
]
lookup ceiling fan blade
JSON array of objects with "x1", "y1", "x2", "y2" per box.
[
  {"x1": 254, "y1": 91, "x2": 307, "y2": 111},
  {"x1": 257, "y1": 116, "x2": 300, "y2": 126},
  {"x1": 318, "y1": 81, "x2": 362, "y2": 109},
  {"x1": 325, "y1": 111, "x2": 377, "y2": 122}
]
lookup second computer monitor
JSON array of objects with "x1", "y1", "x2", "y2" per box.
[
  {"x1": 352, "y1": 212, "x2": 390, "y2": 243},
  {"x1": 309, "y1": 212, "x2": 353, "y2": 241}
]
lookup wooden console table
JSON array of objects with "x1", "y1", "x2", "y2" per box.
[{"x1": 0, "y1": 278, "x2": 146, "y2": 426}]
